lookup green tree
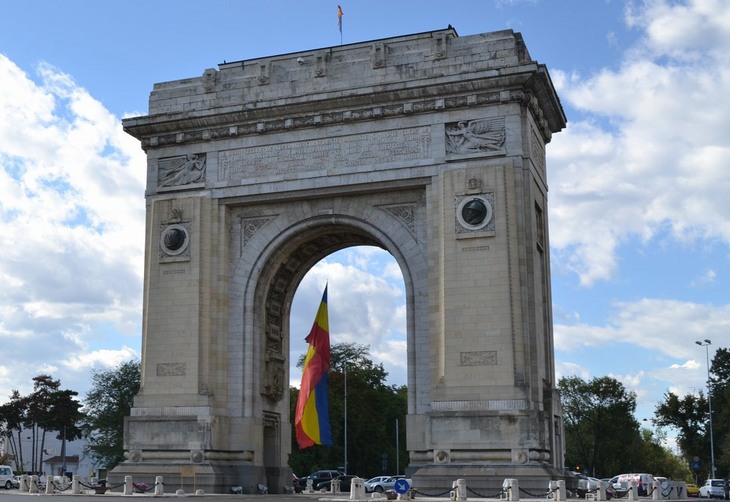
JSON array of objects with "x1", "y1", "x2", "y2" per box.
[
  {"x1": 655, "y1": 346, "x2": 730, "y2": 479},
  {"x1": 290, "y1": 343, "x2": 407, "y2": 478},
  {"x1": 83, "y1": 360, "x2": 141, "y2": 469},
  {"x1": 26, "y1": 374, "x2": 61, "y2": 473},
  {"x1": 47, "y1": 389, "x2": 85, "y2": 474},
  {"x1": 0, "y1": 390, "x2": 29, "y2": 472},
  {"x1": 559, "y1": 375, "x2": 643, "y2": 477}
]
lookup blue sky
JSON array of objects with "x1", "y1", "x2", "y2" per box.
[{"x1": 1, "y1": 0, "x2": 729, "y2": 455}]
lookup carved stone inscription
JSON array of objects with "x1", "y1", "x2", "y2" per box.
[
  {"x1": 220, "y1": 127, "x2": 431, "y2": 181},
  {"x1": 460, "y1": 351, "x2": 497, "y2": 366}
]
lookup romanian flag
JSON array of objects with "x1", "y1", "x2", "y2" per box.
[
  {"x1": 295, "y1": 285, "x2": 332, "y2": 448},
  {"x1": 337, "y1": 5, "x2": 343, "y2": 34}
]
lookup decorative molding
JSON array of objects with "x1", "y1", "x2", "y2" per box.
[
  {"x1": 384, "y1": 204, "x2": 416, "y2": 232},
  {"x1": 135, "y1": 90, "x2": 547, "y2": 150},
  {"x1": 241, "y1": 217, "x2": 273, "y2": 247}
]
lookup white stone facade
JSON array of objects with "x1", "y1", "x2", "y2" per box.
[{"x1": 114, "y1": 28, "x2": 566, "y2": 493}]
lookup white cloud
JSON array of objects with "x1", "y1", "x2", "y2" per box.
[
  {"x1": 0, "y1": 56, "x2": 145, "y2": 397},
  {"x1": 548, "y1": 0, "x2": 730, "y2": 285}
]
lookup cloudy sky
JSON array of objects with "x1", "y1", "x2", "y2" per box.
[{"x1": 1, "y1": 0, "x2": 728, "y2": 447}]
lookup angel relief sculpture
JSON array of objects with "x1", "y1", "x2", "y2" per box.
[
  {"x1": 159, "y1": 153, "x2": 207, "y2": 187},
  {"x1": 446, "y1": 119, "x2": 505, "y2": 154}
]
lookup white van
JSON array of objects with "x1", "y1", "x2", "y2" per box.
[
  {"x1": 0, "y1": 465, "x2": 18, "y2": 490},
  {"x1": 609, "y1": 473, "x2": 655, "y2": 496}
]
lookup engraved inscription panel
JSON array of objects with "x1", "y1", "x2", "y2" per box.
[
  {"x1": 157, "y1": 362, "x2": 186, "y2": 376},
  {"x1": 220, "y1": 127, "x2": 431, "y2": 181},
  {"x1": 460, "y1": 351, "x2": 497, "y2": 366}
]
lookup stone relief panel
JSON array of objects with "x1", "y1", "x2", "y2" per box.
[
  {"x1": 263, "y1": 355, "x2": 285, "y2": 402},
  {"x1": 455, "y1": 193, "x2": 495, "y2": 234},
  {"x1": 158, "y1": 153, "x2": 207, "y2": 188},
  {"x1": 445, "y1": 118, "x2": 505, "y2": 156}
]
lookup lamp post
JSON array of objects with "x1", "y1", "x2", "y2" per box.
[{"x1": 695, "y1": 339, "x2": 716, "y2": 479}]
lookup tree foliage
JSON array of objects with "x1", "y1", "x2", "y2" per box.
[
  {"x1": 560, "y1": 375, "x2": 643, "y2": 477},
  {"x1": 656, "y1": 347, "x2": 730, "y2": 480},
  {"x1": 289, "y1": 342, "x2": 407, "y2": 478},
  {"x1": 0, "y1": 376, "x2": 83, "y2": 474},
  {"x1": 83, "y1": 360, "x2": 141, "y2": 469}
]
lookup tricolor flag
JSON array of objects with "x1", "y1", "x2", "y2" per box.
[
  {"x1": 295, "y1": 285, "x2": 333, "y2": 448},
  {"x1": 337, "y1": 5, "x2": 344, "y2": 34}
]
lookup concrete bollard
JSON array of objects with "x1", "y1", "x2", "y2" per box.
[
  {"x1": 155, "y1": 476, "x2": 165, "y2": 495},
  {"x1": 350, "y1": 477, "x2": 365, "y2": 500},
  {"x1": 652, "y1": 480, "x2": 661, "y2": 500},
  {"x1": 124, "y1": 475, "x2": 133, "y2": 495},
  {"x1": 72, "y1": 475, "x2": 80, "y2": 494},
  {"x1": 503, "y1": 478, "x2": 519, "y2": 501},
  {"x1": 597, "y1": 480, "x2": 608, "y2": 501},
  {"x1": 332, "y1": 478, "x2": 341, "y2": 493},
  {"x1": 45, "y1": 477, "x2": 54, "y2": 494},
  {"x1": 628, "y1": 481, "x2": 638, "y2": 501},
  {"x1": 549, "y1": 480, "x2": 565, "y2": 501},
  {"x1": 451, "y1": 478, "x2": 467, "y2": 502},
  {"x1": 19, "y1": 475, "x2": 29, "y2": 492},
  {"x1": 30, "y1": 475, "x2": 39, "y2": 494},
  {"x1": 306, "y1": 477, "x2": 314, "y2": 494}
]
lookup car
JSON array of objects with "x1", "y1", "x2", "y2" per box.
[
  {"x1": 365, "y1": 475, "x2": 407, "y2": 493},
  {"x1": 687, "y1": 482, "x2": 700, "y2": 497},
  {"x1": 318, "y1": 474, "x2": 358, "y2": 492},
  {"x1": 699, "y1": 479, "x2": 725, "y2": 499},
  {"x1": 364, "y1": 476, "x2": 393, "y2": 493},
  {"x1": 299, "y1": 469, "x2": 342, "y2": 490},
  {"x1": 0, "y1": 466, "x2": 17, "y2": 490}
]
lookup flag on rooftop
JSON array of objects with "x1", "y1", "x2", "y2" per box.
[
  {"x1": 338, "y1": 5, "x2": 344, "y2": 34},
  {"x1": 294, "y1": 284, "x2": 332, "y2": 448}
]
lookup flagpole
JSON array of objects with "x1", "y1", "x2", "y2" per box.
[{"x1": 344, "y1": 360, "x2": 348, "y2": 475}]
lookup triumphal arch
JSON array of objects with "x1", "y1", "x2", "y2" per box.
[{"x1": 115, "y1": 28, "x2": 566, "y2": 493}]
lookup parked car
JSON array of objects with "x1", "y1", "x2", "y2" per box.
[
  {"x1": 318, "y1": 475, "x2": 358, "y2": 492},
  {"x1": 0, "y1": 466, "x2": 17, "y2": 490},
  {"x1": 699, "y1": 479, "x2": 725, "y2": 498},
  {"x1": 365, "y1": 475, "x2": 406, "y2": 493},
  {"x1": 687, "y1": 482, "x2": 700, "y2": 497},
  {"x1": 299, "y1": 469, "x2": 342, "y2": 490},
  {"x1": 364, "y1": 476, "x2": 394, "y2": 493}
]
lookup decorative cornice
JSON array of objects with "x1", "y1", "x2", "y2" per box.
[{"x1": 128, "y1": 84, "x2": 556, "y2": 151}]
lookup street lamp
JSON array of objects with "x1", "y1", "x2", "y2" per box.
[{"x1": 695, "y1": 339, "x2": 716, "y2": 479}]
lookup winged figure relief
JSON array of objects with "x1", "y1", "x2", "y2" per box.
[{"x1": 446, "y1": 119, "x2": 505, "y2": 154}]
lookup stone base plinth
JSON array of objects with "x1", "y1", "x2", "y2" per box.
[
  {"x1": 407, "y1": 463, "x2": 565, "y2": 497},
  {"x1": 109, "y1": 461, "x2": 288, "y2": 495}
]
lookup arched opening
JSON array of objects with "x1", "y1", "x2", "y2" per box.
[
  {"x1": 287, "y1": 246, "x2": 407, "y2": 478},
  {"x1": 247, "y1": 215, "x2": 424, "y2": 490}
]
